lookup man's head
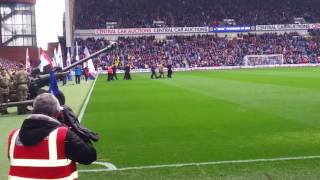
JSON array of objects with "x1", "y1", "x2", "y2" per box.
[
  {"x1": 0, "y1": 66, "x2": 4, "y2": 74},
  {"x1": 18, "y1": 63, "x2": 24, "y2": 70},
  {"x1": 32, "y1": 93, "x2": 61, "y2": 118}
]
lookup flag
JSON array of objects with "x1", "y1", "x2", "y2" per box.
[
  {"x1": 25, "y1": 48, "x2": 31, "y2": 72},
  {"x1": 83, "y1": 46, "x2": 89, "y2": 68},
  {"x1": 76, "y1": 41, "x2": 80, "y2": 61},
  {"x1": 66, "y1": 48, "x2": 72, "y2": 81},
  {"x1": 66, "y1": 48, "x2": 71, "y2": 66},
  {"x1": 57, "y1": 43, "x2": 64, "y2": 67},
  {"x1": 38, "y1": 49, "x2": 54, "y2": 72},
  {"x1": 53, "y1": 48, "x2": 59, "y2": 67},
  {"x1": 84, "y1": 46, "x2": 97, "y2": 79},
  {"x1": 49, "y1": 71, "x2": 60, "y2": 97}
]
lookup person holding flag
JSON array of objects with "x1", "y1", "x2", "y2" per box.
[{"x1": 112, "y1": 55, "x2": 120, "y2": 80}]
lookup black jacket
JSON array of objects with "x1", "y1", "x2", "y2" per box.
[{"x1": 18, "y1": 114, "x2": 97, "y2": 165}]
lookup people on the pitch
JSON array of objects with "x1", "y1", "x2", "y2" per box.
[
  {"x1": 62, "y1": 75, "x2": 67, "y2": 86},
  {"x1": 150, "y1": 64, "x2": 157, "y2": 79},
  {"x1": 124, "y1": 64, "x2": 131, "y2": 80},
  {"x1": 112, "y1": 65, "x2": 118, "y2": 80},
  {"x1": 7, "y1": 93, "x2": 96, "y2": 179},
  {"x1": 84, "y1": 67, "x2": 89, "y2": 82},
  {"x1": 158, "y1": 63, "x2": 165, "y2": 78},
  {"x1": 107, "y1": 65, "x2": 113, "y2": 81},
  {"x1": 74, "y1": 65, "x2": 82, "y2": 84},
  {"x1": 167, "y1": 64, "x2": 173, "y2": 78},
  {"x1": 67, "y1": 71, "x2": 73, "y2": 81}
]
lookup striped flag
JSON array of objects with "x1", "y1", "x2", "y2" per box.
[
  {"x1": 38, "y1": 49, "x2": 54, "y2": 72},
  {"x1": 57, "y1": 43, "x2": 64, "y2": 67},
  {"x1": 25, "y1": 48, "x2": 31, "y2": 72},
  {"x1": 84, "y1": 46, "x2": 97, "y2": 79}
]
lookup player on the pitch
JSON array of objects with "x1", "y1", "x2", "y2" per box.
[{"x1": 150, "y1": 63, "x2": 157, "y2": 79}]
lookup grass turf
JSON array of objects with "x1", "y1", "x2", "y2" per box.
[
  {"x1": 80, "y1": 68, "x2": 320, "y2": 179},
  {"x1": 0, "y1": 81, "x2": 93, "y2": 180},
  {"x1": 1, "y1": 68, "x2": 320, "y2": 179},
  {"x1": 80, "y1": 159, "x2": 320, "y2": 180}
]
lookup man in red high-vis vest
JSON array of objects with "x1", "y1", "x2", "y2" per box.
[
  {"x1": 8, "y1": 93, "x2": 97, "y2": 179},
  {"x1": 107, "y1": 65, "x2": 113, "y2": 82}
]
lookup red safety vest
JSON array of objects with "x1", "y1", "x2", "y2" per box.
[
  {"x1": 8, "y1": 127, "x2": 78, "y2": 180},
  {"x1": 107, "y1": 67, "x2": 113, "y2": 74}
]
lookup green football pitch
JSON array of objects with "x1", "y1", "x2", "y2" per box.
[
  {"x1": 2, "y1": 68, "x2": 320, "y2": 179},
  {"x1": 79, "y1": 68, "x2": 320, "y2": 179}
]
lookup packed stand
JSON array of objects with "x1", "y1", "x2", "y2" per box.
[
  {"x1": 0, "y1": 58, "x2": 20, "y2": 71},
  {"x1": 76, "y1": 0, "x2": 320, "y2": 29},
  {"x1": 75, "y1": 32, "x2": 320, "y2": 69}
]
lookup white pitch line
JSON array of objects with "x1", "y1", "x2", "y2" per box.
[
  {"x1": 79, "y1": 155, "x2": 320, "y2": 173},
  {"x1": 78, "y1": 74, "x2": 99, "y2": 122},
  {"x1": 92, "y1": 161, "x2": 117, "y2": 171}
]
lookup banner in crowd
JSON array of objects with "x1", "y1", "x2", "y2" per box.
[
  {"x1": 309, "y1": 23, "x2": 320, "y2": 29},
  {"x1": 256, "y1": 24, "x2": 315, "y2": 31},
  {"x1": 89, "y1": 23, "x2": 320, "y2": 36},
  {"x1": 209, "y1": 26, "x2": 253, "y2": 32},
  {"x1": 95, "y1": 27, "x2": 209, "y2": 35}
]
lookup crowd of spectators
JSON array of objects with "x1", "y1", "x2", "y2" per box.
[
  {"x1": 76, "y1": 0, "x2": 320, "y2": 29},
  {"x1": 0, "y1": 58, "x2": 20, "y2": 71},
  {"x1": 75, "y1": 32, "x2": 320, "y2": 69}
]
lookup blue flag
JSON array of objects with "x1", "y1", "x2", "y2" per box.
[{"x1": 49, "y1": 71, "x2": 60, "y2": 97}]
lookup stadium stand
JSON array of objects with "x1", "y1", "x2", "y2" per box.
[
  {"x1": 75, "y1": 32, "x2": 320, "y2": 68},
  {"x1": 0, "y1": 58, "x2": 19, "y2": 71},
  {"x1": 75, "y1": 0, "x2": 320, "y2": 29}
]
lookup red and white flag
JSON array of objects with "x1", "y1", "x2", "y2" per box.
[
  {"x1": 38, "y1": 48, "x2": 55, "y2": 72},
  {"x1": 25, "y1": 48, "x2": 31, "y2": 72}
]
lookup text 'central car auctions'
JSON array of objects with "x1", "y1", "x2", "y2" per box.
[{"x1": 95, "y1": 27, "x2": 209, "y2": 35}]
